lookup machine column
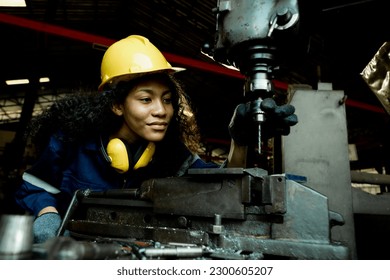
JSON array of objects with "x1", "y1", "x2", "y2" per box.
[{"x1": 281, "y1": 84, "x2": 357, "y2": 259}]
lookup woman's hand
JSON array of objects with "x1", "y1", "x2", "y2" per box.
[{"x1": 33, "y1": 206, "x2": 61, "y2": 244}]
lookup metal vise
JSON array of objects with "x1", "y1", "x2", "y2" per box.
[{"x1": 59, "y1": 167, "x2": 348, "y2": 260}]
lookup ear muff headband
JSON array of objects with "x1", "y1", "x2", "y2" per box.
[
  {"x1": 133, "y1": 142, "x2": 155, "y2": 170},
  {"x1": 104, "y1": 138, "x2": 156, "y2": 173}
]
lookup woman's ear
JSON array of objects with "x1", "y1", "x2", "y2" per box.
[{"x1": 111, "y1": 103, "x2": 123, "y2": 116}]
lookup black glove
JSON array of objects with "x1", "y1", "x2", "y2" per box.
[
  {"x1": 33, "y1": 212, "x2": 62, "y2": 244},
  {"x1": 228, "y1": 98, "x2": 298, "y2": 146}
]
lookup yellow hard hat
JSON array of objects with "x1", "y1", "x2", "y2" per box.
[{"x1": 99, "y1": 35, "x2": 181, "y2": 90}]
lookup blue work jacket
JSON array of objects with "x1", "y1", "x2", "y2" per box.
[{"x1": 15, "y1": 132, "x2": 219, "y2": 217}]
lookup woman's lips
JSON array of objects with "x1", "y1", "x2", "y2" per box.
[{"x1": 148, "y1": 122, "x2": 168, "y2": 130}]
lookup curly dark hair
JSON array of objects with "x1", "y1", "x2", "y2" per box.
[{"x1": 26, "y1": 73, "x2": 201, "y2": 155}]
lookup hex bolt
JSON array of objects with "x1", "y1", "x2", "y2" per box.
[{"x1": 212, "y1": 214, "x2": 224, "y2": 234}]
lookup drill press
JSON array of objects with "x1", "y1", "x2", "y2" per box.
[{"x1": 204, "y1": 0, "x2": 300, "y2": 155}]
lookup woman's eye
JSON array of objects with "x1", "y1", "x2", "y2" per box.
[
  {"x1": 140, "y1": 98, "x2": 151, "y2": 103},
  {"x1": 163, "y1": 97, "x2": 172, "y2": 104}
]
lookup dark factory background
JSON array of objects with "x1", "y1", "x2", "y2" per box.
[{"x1": 0, "y1": 0, "x2": 389, "y2": 259}]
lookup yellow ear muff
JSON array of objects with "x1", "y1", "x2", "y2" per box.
[
  {"x1": 106, "y1": 138, "x2": 130, "y2": 173},
  {"x1": 106, "y1": 138, "x2": 156, "y2": 173},
  {"x1": 133, "y1": 142, "x2": 155, "y2": 170}
]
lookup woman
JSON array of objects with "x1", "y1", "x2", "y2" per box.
[
  {"x1": 14, "y1": 35, "x2": 218, "y2": 243},
  {"x1": 15, "y1": 35, "x2": 297, "y2": 243}
]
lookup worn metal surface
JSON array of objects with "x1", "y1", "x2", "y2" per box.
[
  {"x1": 64, "y1": 168, "x2": 349, "y2": 260},
  {"x1": 352, "y1": 188, "x2": 390, "y2": 216},
  {"x1": 139, "y1": 175, "x2": 245, "y2": 219},
  {"x1": 282, "y1": 87, "x2": 357, "y2": 259},
  {"x1": 0, "y1": 214, "x2": 33, "y2": 259}
]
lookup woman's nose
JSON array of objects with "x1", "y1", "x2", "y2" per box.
[{"x1": 151, "y1": 100, "x2": 167, "y2": 116}]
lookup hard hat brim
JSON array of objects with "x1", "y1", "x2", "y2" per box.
[{"x1": 98, "y1": 67, "x2": 185, "y2": 91}]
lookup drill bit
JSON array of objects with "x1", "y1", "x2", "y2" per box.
[
  {"x1": 251, "y1": 98, "x2": 265, "y2": 155},
  {"x1": 258, "y1": 123, "x2": 262, "y2": 154}
]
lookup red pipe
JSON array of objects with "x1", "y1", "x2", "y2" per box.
[
  {"x1": 345, "y1": 99, "x2": 385, "y2": 114},
  {"x1": 0, "y1": 12, "x2": 385, "y2": 114},
  {"x1": 163, "y1": 52, "x2": 243, "y2": 79},
  {"x1": 0, "y1": 12, "x2": 115, "y2": 46}
]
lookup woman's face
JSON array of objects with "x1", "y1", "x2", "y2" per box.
[{"x1": 112, "y1": 76, "x2": 174, "y2": 143}]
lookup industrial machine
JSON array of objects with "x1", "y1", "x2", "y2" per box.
[
  {"x1": 203, "y1": 0, "x2": 300, "y2": 155},
  {"x1": 30, "y1": 167, "x2": 347, "y2": 260},
  {"x1": 0, "y1": 0, "x2": 353, "y2": 260}
]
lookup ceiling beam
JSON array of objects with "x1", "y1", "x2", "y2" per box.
[
  {"x1": 0, "y1": 12, "x2": 384, "y2": 114},
  {"x1": 0, "y1": 12, "x2": 244, "y2": 79}
]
